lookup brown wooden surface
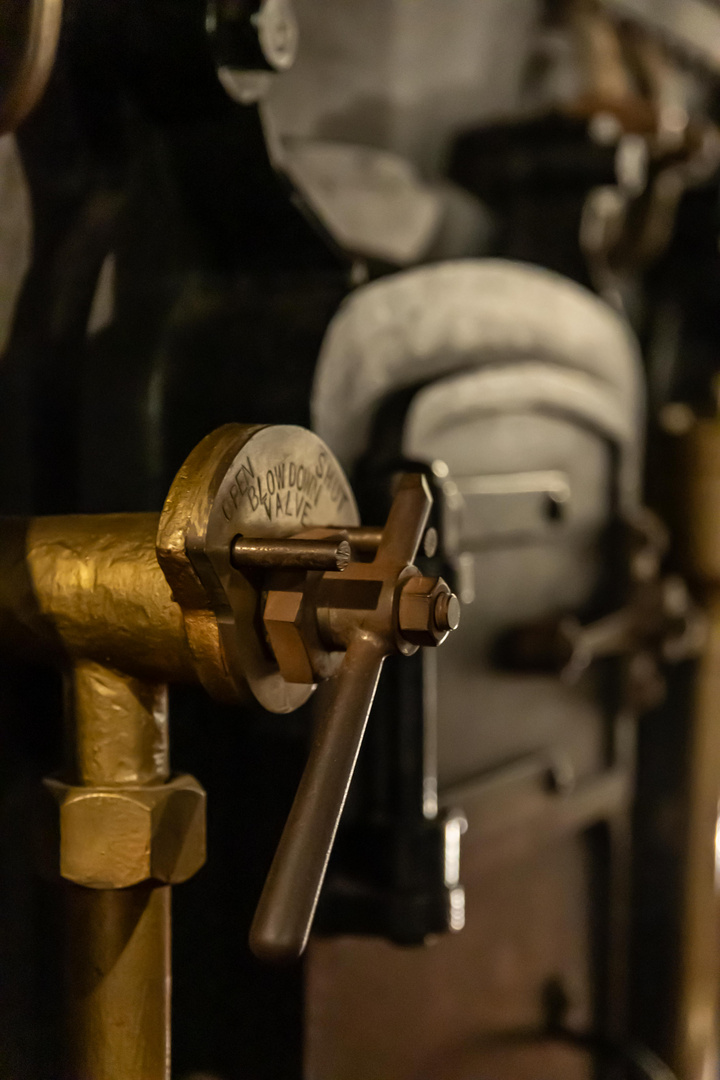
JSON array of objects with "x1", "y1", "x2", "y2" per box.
[{"x1": 306, "y1": 835, "x2": 593, "y2": 1080}]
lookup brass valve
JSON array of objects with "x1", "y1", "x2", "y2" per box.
[
  {"x1": 157, "y1": 425, "x2": 459, "y2": 961},
  {"x1": 250, "y1": 472, "x2": 458, "y2": 961},
  {"x1": 0, "y1": 423, "x2": 458, "y2": 968}
]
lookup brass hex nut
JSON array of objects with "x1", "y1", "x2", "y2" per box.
[
  {"x1": 44, "y1": 773, "x2": 206, "y2": 889},
  {"x1": 397, "y1": 575, "x2": 460, "y2": 648},
  {"x1": 263, "y1": 589, "x2": 315, "y2": 685}
]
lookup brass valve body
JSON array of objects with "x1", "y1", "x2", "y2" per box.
[
  {"x1": 0, "y1": 421, "x2": 459, "y2": 1077},
  {"x1": 0, "y1": 424, "x2": 360, "y2": 707},
  {"x1": 0, "y1": 514, "x2": 193, "y2": 682}
]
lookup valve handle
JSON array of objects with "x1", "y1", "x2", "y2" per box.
[
  {"x1": 250, "y1": 632, "x2": 386, "y2": 962},
  {"x1": 250, "y1": 474, "x2": 452, "y2": 962}
]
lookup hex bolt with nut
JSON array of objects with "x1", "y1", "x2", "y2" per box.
[{"x1": 398, "y1": 575, "x2": 460, "y2": 647}]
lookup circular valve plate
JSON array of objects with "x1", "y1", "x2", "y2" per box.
[{"x1": 158, "y1": 424, "x2": 359, "y2": 713}]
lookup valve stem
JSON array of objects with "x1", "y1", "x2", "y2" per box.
[{"x1": 231, "y1": 536, "x2": 351, "y2": 572}]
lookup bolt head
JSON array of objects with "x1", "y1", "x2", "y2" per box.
[
  {"x1": 263, "y1": 589, "x2": 314, "y2": 685},
  {"x1": 434, "y1": 591, "x2": 461, "y2": 633}
]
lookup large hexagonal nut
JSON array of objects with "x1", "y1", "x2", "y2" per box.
[
  {"x1": 43, "y1": 773, "x2": 206, "y2": 889},
  {"x1": 397, "y1": 575, "x2": 461, "y2": 648}
]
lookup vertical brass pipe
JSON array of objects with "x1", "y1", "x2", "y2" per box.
[
  {"x1": 672, "y1": 419, "x2": 720, "y2": 1080},
  {"x1": 675, "y1": 594, "x2": 720, "y2": 1080},
  {"x1": 64, "y1": 661, "x2": 171, "y2": 1080}
]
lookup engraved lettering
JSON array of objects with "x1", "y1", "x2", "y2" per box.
[
  {"x1": 226, "y1": 448, "x2": 350, "y2": 524},
  {"x1": 234, "y1": 457, "x2": 256, "y2": 498}
]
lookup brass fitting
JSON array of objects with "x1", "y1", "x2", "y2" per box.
[
  {"x1": 251, "y1": 474, "x2": 461, "y2": 961},
  {"x1": 263, "y1": 589, "x2": 313, "y2": 686},
  {"x1": 44, "y1": 773, "x2": 206, "y2": 890},
  {"x1": 397, "y1": 574, "x2": 461, "y2": 647},
  {"x1": 263, "y1": 570, "x2": 460, "y2": 683},
  {"x1": 0, "y1": 424, "x2": 459, "y2": 983}
]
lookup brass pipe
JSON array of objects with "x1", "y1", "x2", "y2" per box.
[
  {"x1": 65, "y1": 884, "x2": 171, "y2": 1080},
  {"x1": 0, "y1": 514, "x2": 196, "y2": 683},
  {"x1": 63, "y1": 662, "x2": 172, "y2": 1080},
  {"x1": 671, "y1": 418, "x2": 720, "y2": 1080},
  {"x1": 67, "y1": 660, "x2": 170, "y2": 789},
  {"x1": 675, "y1": 593, "x2": 720, "y2": 1080}
]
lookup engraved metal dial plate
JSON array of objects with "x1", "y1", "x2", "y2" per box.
[{"x1": 158, "y1": 424, "x2": 359, "y2": 712}]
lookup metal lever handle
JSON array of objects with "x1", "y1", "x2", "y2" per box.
[
  {"x1": 249, "y1": 633, "x2": 386, "y2": 962},
  {"x1": 250, "y1": 474, "x2": 457, "y2": 963}
]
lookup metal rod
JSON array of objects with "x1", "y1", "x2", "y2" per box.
[
  {"x1": 344, "y1": 524, "x2": 438, "y2": 559},
  {"x1": 64, "y1": 662, "x2": 171, "y2": 1080},
  {"x1": 250, "y1": 633, "x2": 386, "y2": 963},
  {"x1": 231, "y1": 536, "x2": 351, "y2": 572},
  {"x1": 344, "y1": 527, "x2": 383, "y2": 555}
]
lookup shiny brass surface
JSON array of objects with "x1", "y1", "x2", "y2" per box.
[
  {"x1": 63, "y1": 663, "x2": 178, "y2": 1080},
  {"x1": 66, "y1": 883, "x2": 171, "y2": 1080},
  {"x1": 251, "y1": 474, "x2": 460, "y2": 962},
  {"x1": 0, "y1": 514, "x2": 196, "y2": 683},
  {"x1": 0, "y1": 0, "x2": 63, "y2": 133},
  {"x1": 47, "y1": 771, "x2": 206, "y2": 889},
  {"x1": 68, "y1": 660, "x2": 170, "y2": 787}
]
